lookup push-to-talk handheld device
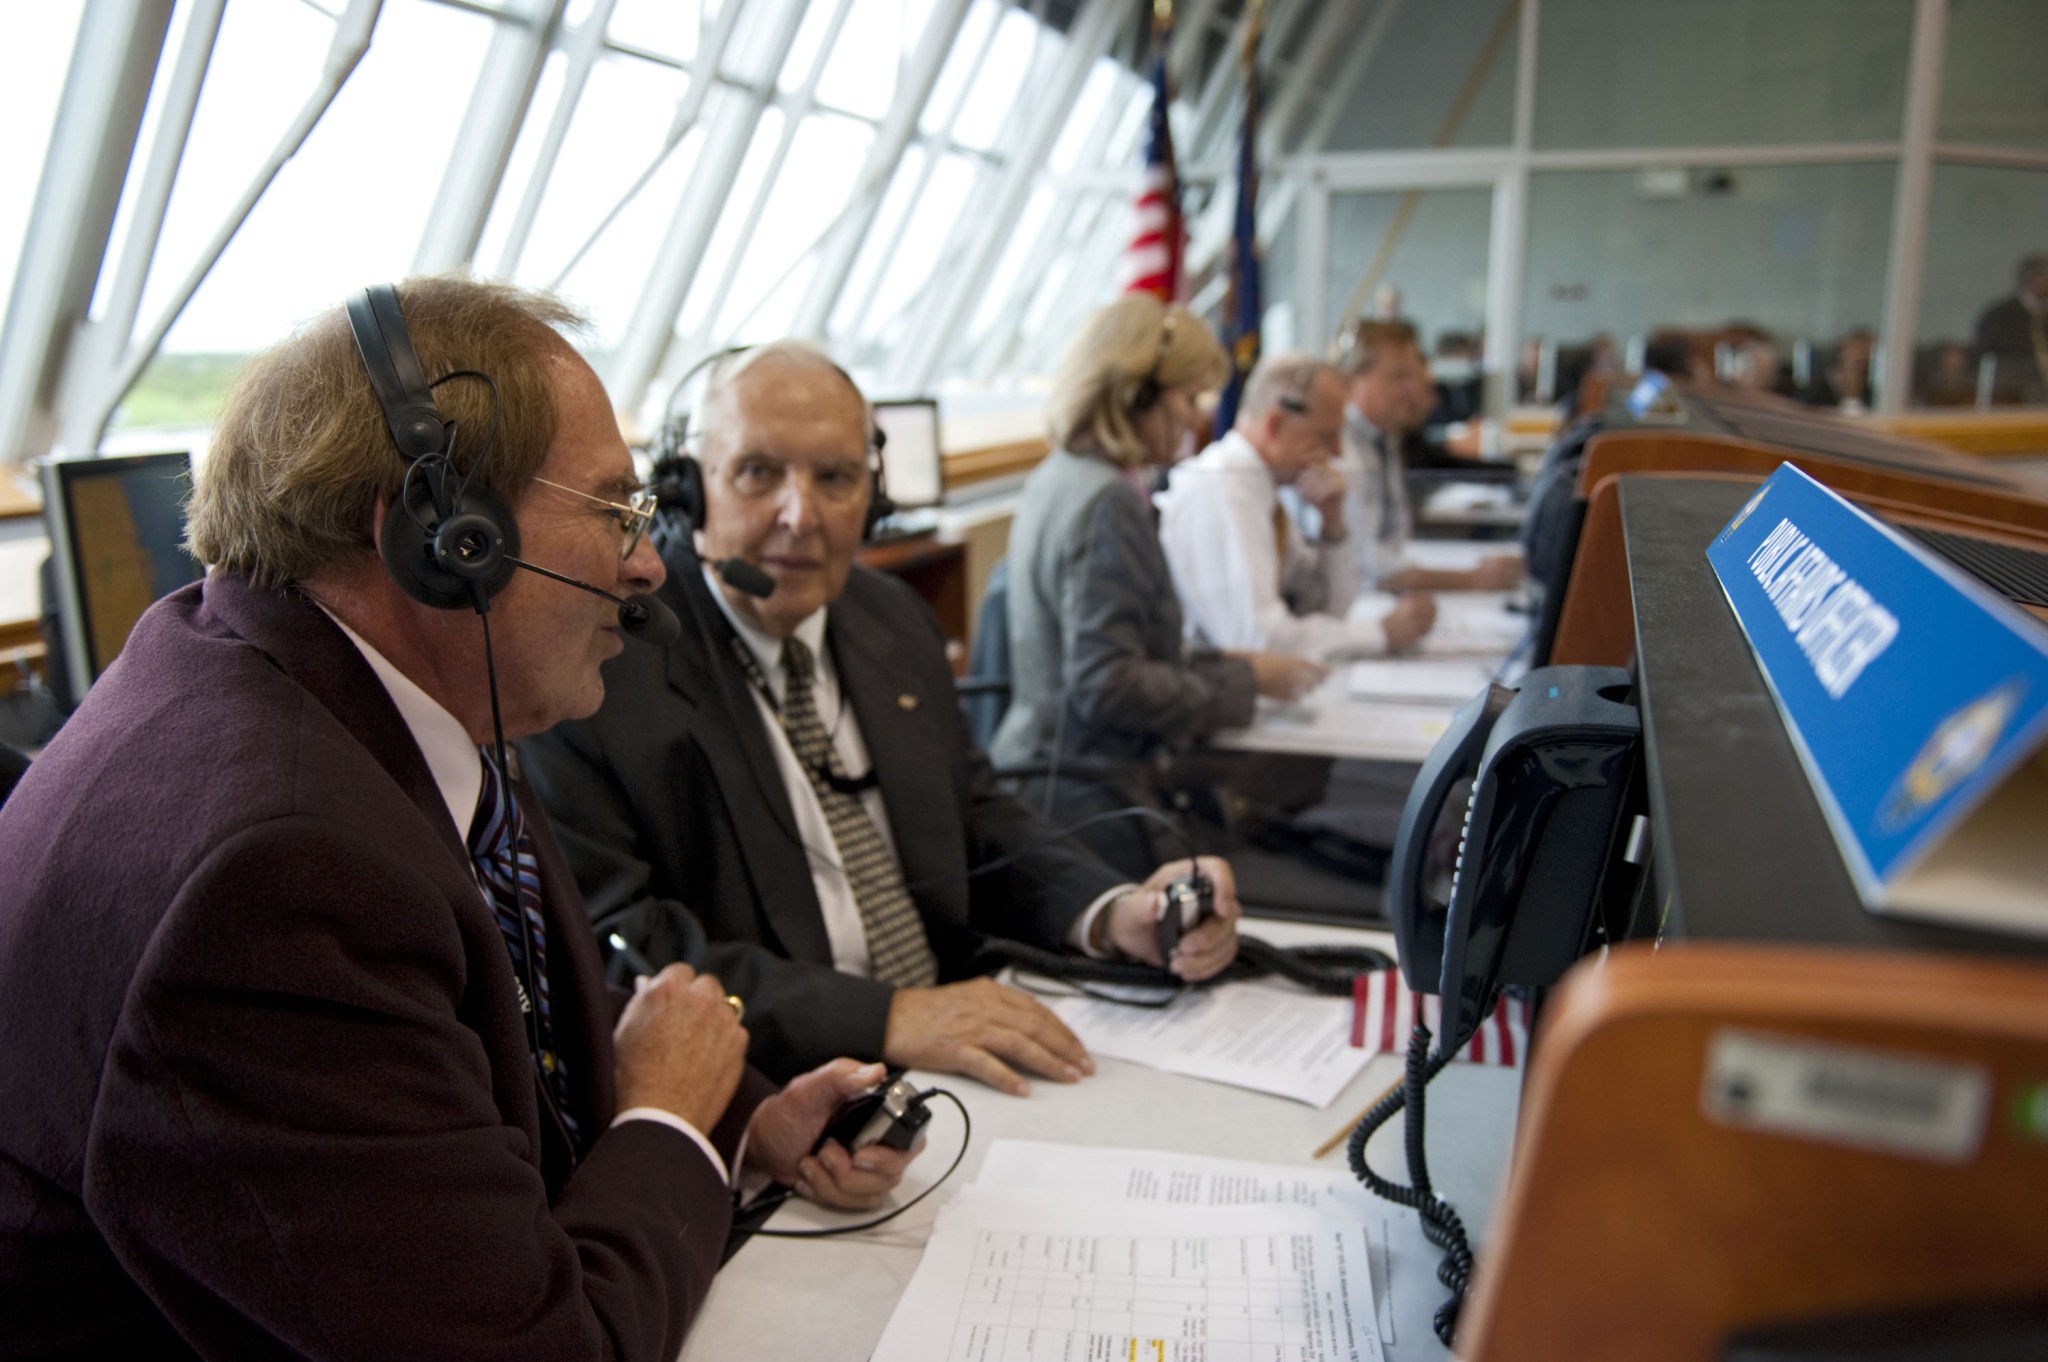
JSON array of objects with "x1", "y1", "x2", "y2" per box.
[{"x1": 815, "y1": 1067, "x2": 931, "y2": 1154}]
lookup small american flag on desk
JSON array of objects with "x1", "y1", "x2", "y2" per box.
[
  {"x1": 1121, "y1": 10, "x2": 1183, "y2": 301},
  {"x1": 1352, "y1": 970, "x2": 1530, "y2": 1068}
]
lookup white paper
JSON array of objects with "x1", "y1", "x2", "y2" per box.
[
  {"x1": 1344, "y1": 659, "x2": 1494, "y2": 705},
  {"x1": 1048, "y1": 983, "x2": 1372, "y2": 1108},
  {"x1": 870, "y1": 1186, "x2": 1384, "y2": 1362},
  {"x1": 1415, "y1": 592, "x2": 1527, "y2": 658},
  {"x1": 977, "y1": 1141, "x2": 1397, "y2": 1345}
]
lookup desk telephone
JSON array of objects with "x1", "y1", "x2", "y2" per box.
[{"x1": 1388, "y1": 665, "x2": 1647, "y2": 1054}]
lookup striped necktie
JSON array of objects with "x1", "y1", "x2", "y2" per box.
[
  {"x1": 469, "y1": 749, "x2": 580, "y2": 1147},
  {"x1": 779, "y1": 637, "x2": 939, "y2": 988}
]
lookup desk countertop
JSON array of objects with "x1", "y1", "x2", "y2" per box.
[{"x1": 685, "y1": 920, "x2": 1522, "y2": 1362}]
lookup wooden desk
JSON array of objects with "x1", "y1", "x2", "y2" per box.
[{"x1": 684, "y1": 920, "x2": 1522, "y2": 1362}]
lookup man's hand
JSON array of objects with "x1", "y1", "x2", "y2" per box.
[
  {"x1": 1293, "y1": 464, "x2": 1350, "y2": 542},
  {"x1": 744, "y1": 1059, "x2": 923, "y2": 1210},
  {"x1": 1107, "y1": 855, "x2": 1242, "y2": 981},
  {"x1": 1243, "y1": 651, "x2": 1329, "y2": 702},
  {"x1": 611, "y1": 963, "x2": 748, "y2": 1134},
  {"x1": 884, "y1": 978, "x2": 1094, "y2": 1097},
  {"x1": 1469, "y1": 552, "x2": 1523, "y2": 590},
  {"x1": 1380, "y1": 591, "x2": 1437, "y2": 653}
]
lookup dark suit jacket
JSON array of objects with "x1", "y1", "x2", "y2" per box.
[
  {"x1": 0, "y1": 574, "x2": 764, "y2": 1361},
  {"x1": 522, "y1": 550, "x2": 1125, "y2": 1080},
  {"x1": 1973, "y1": 295, "x2": 2047, "y2": 399}
]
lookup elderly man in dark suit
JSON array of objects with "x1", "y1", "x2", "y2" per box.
[
  {"x1": 522, "y1": 342, "x2": 1242, "y2": 1097},
  {"x1": 0, "y1": 277, "x2": 912, "y2": 1361}
]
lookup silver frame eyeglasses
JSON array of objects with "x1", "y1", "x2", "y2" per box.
[{"x1": 532, "y1": 477, "x2": 659, "y2": 561}]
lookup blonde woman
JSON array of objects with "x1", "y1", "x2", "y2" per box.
[{"x1": 990, "y1": 295, "x2": 1325, "y2": 876}]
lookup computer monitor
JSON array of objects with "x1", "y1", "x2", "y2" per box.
[
  {"x1": 871, "y1": 398, "x2": 944, "y2": 511},
  {"x1": 40, "y1": 451, "x2": 202, "y2": 707}
]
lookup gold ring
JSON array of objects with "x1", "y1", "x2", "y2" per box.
[{"x1": 724, "y1": 994, "x2": 746, "y2": 1023}]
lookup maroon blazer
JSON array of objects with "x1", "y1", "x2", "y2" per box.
[{"x1": 0, "y1": 573, "x2": 765, "y2": 1360}]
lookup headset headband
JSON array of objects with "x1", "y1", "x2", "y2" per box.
[{"x1": 347, "y1": 285, "x2": 453, "y2": 461}]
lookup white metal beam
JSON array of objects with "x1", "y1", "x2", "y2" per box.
[
  {"x1": 1482, "y1": 0, "x2": 1538, "y2": 419},
  {"x1": 494, "y1": 0, "x2": 621, "y2": 279},
  {"x1": 605, "y1": 0, "x2": 810, "y2": 409},
  {"x1": 0, "y1": 0, "x2": 173, "y2": 466},
  {"x1": 1879, "y1": 0, "x2": 1947, "y2": 415},
  {"x1": 790, "y1": 0, "x2": 974, "y2": 340},
  {"x1": 896, "y1": 0, "x2": 1125, "y2": 392},
  {"x1": 413, "y1": 0, "x2": 569, "y2": 272}
]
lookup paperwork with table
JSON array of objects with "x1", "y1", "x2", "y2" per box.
[
  {"x1": 1344, "y1": 658, "x2": 1494, "y2": 705},
  {"x1": 869, "y1": 1182, "x2": 1385, "y2": 1362},
  {"x1": 977, "y1": 1140, "x2": 1398, "y2": 1346},
  {"x1": 1046, "y1": 981, "x2": 1372, "y2": 1108}
]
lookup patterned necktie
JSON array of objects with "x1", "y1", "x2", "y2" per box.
[
  {"x1": 778, "y1": 637, "x2": 938, "y2": 988},
  {"x1": 469, "y1": 749, "x2": 580, "y2": 1147}
]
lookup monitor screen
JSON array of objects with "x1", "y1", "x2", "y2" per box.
[
  {"x1": 871, "y1": 398, "x2": 943, "y2": 511},
  {"x1": 41, "y1": 451, "x2": 202, "y2": 703}
]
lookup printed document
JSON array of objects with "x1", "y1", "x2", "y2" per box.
[
  {"x1": 977, "y1": 1141, "x2": 1397, "y2": 1345},
  {"x1": 869, "y1": 1186, "x2": 1384, "y2": 1362},
  {"x1": 1046, "y1": 982, "x2": 1372, "y2": 1108}
]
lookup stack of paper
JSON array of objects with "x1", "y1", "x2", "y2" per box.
[
  {"x1": 1345, "y1": 659, "x2": 1494, "y2": 705},
  {"x1": 870, "y1": 1142, "x2": 1392, "y2": 1362}
]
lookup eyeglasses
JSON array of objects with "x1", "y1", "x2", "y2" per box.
[{"x1": 532, "y1": 476, "x2": 659, "y2": 561}]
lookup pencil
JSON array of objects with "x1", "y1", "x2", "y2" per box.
[{"x1": 1311, "y1": 1074, "x2": 1403, "y2": 1160}]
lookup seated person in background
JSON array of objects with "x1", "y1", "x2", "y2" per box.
[
  {"x1": 1321, "y1": 320, "x2": 1521, "y2": 594},
  {"x1": 1801, "y1": 326, "x2": 1876, "y2": 410},
  {"x1": 990, "y1": 295, "x2": 1327, "y2": 879},
  {"x1": 0, "y1": 276, "x2": 911, "y2": 1361},
  {"x1": 1160, "y1": 352, "x2": 1435, "y2": 660},
  {"x1": 1972, "y1": 252, "x2": 2048, "y2": 404},
  {"x1": 522, "y1": 341, "x2": 1243, "y2": 1098}
]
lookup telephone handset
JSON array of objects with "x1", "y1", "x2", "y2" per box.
[{"x1": 1389, "y1": 665, "x2": 1644, "y2": 1056}]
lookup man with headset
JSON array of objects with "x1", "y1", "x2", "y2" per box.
[
  {"x1": 1159, "y1": 351, "x2": 1436, "y2": 659},
  {"x1": 522, "y1": 340, "x2": 1244, "y2": 1097},
  {"x1": 0, "y1": 277, "x2": 914, "y2": 1360}
]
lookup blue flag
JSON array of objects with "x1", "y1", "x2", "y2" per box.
[{"x1": 1212, "y1": 12, "x2": 1263, "y2": 439}]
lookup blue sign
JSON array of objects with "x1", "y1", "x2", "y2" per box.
[{"x1": 1706, "y1": 464, "x2": 2048, "y2": 900}]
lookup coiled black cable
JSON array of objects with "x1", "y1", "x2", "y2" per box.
[
  {"x1": 972, "y1": 933, "x2": 1394, "y2": 1000},
  {"x1": 1347, "y1": 1022, "x2": 1475, "y2": 1347}
]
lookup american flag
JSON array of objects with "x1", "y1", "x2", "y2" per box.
[
  {"x1": 1351, "y1": 969, "x2": 1530, "y2": 1069},
  {"x1": 1122, "y1": 26, "x2": 1183, "y2": 301}
]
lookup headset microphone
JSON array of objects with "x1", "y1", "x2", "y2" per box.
[
  {"x1": 501, "y1": 556, "x2": 682, "y2": 646},
  {"x1": 714, "y1": 557, "x2": 776, "y2": 600}
]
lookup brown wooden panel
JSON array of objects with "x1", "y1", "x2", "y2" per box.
[
  {"x1": 857, "y1": 534, "x2": 967, "y2": 657},
  {"x1": 1463, "y1": 942, "x2": 2048, "y2": 1362}
]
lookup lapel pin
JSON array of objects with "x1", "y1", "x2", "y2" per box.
[{"x1": 898, "y1": 693, "x2": 918, "y2": 711}]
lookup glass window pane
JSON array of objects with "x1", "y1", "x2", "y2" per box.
[
  {"x1": 1522, "y1": 164, "x2": 1896, "y2": 389},
  {"x1": 490, "y1": 48, "x2": 698, "y2": 347},
  {"x1": 832, "y1": 143, "x2": 928, "y2": 345},
  {"x1": 1940, "y1": 0, "x2": 2048, "y2": 149},
  {"x1": 856, "y1": 152, "x2": 979, "y2": 352},
  {"x1": 117, "y1": 0, "x2": 496, "y2": 432},
  {"x1": 0, "y1": 1, "x2": 85, "y2": 328},
  {"x1": 1917, "y1": 162, "x2": 2048, "y2": 406},
  {"x1": 718, "y1": 113, "x2": 875, "y2": 339},
  {"x1": 949, "y1": 5, "x2": 1040, "y2": 151},
  {"x1": 814, "y1": 0, "x2": 937, "y2": 120},
  {"x1": 1322, "y1": 188, "x2": 1492, "y2": 353},
  {"x1": 1535, "y1": 0, "x2": 1912, "y2": 150},
  {"x1": 958, "y1": 185, "x2": 1055, "y2": 362},
  {"x1": 678, "y1": 104, "x2": 788, "y2": 338},
  {"x1": 605, "y1": 0, "x2": 707, "y2": 63},
  {"x1": 919, "y1": 0, "x2": 999, "y2": 137},
  {"x1": 1324, "y1": 0, "x2": 1517, "y2": 152},
  {"x1": 1047, "y1": 58, "x2": 1121, "y2": 175},
  {"x1": 777, "y1": 0, "x2": 842, "y2": 95}
]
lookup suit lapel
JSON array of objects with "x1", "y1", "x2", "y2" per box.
[
  {"x1": 662, "y1": 557, "x2": 838, "y2": 964},
  {"x1": 826, "y1": 582, "x2": 960, "y2": 901}
]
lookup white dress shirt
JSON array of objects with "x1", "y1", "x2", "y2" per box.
[
  {"x1": 1285, "y1": 405, "x2": 1412, "y2": 590},
  {"x1": 704, "y1": 568, "x2": 1123, "y2": 967},
  {"x1": 1157, "y1": 429, "x2": 1388, "y2": 659},
  {"x1": 319, "y1": 605, "x2": 730, "y2": 1183}
]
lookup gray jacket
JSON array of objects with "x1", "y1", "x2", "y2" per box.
[{"x1": 991, "y1": 447, "x2": 1256, "y2": 773}]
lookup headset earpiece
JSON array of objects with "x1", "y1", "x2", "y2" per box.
[
  {"x1": 862, "y1": 425, "x2": 894, "y2": 539},
  {"x1": 348, "y1": 283, "x2": 518, "y2": 614}
]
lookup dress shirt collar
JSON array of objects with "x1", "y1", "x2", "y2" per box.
[
  {"x1": 702, "y1": 563, "x2": 830, "y2": 706},
  {"x1": 313, "y1": 603, "x2": 482, "y2": 839},
  {"x1": 1195, "y1": 428, "x2": 1275, "y2": 488},
  {"x1": 1346, "y1": 403, "x2": 1389, "y2": 450}
]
